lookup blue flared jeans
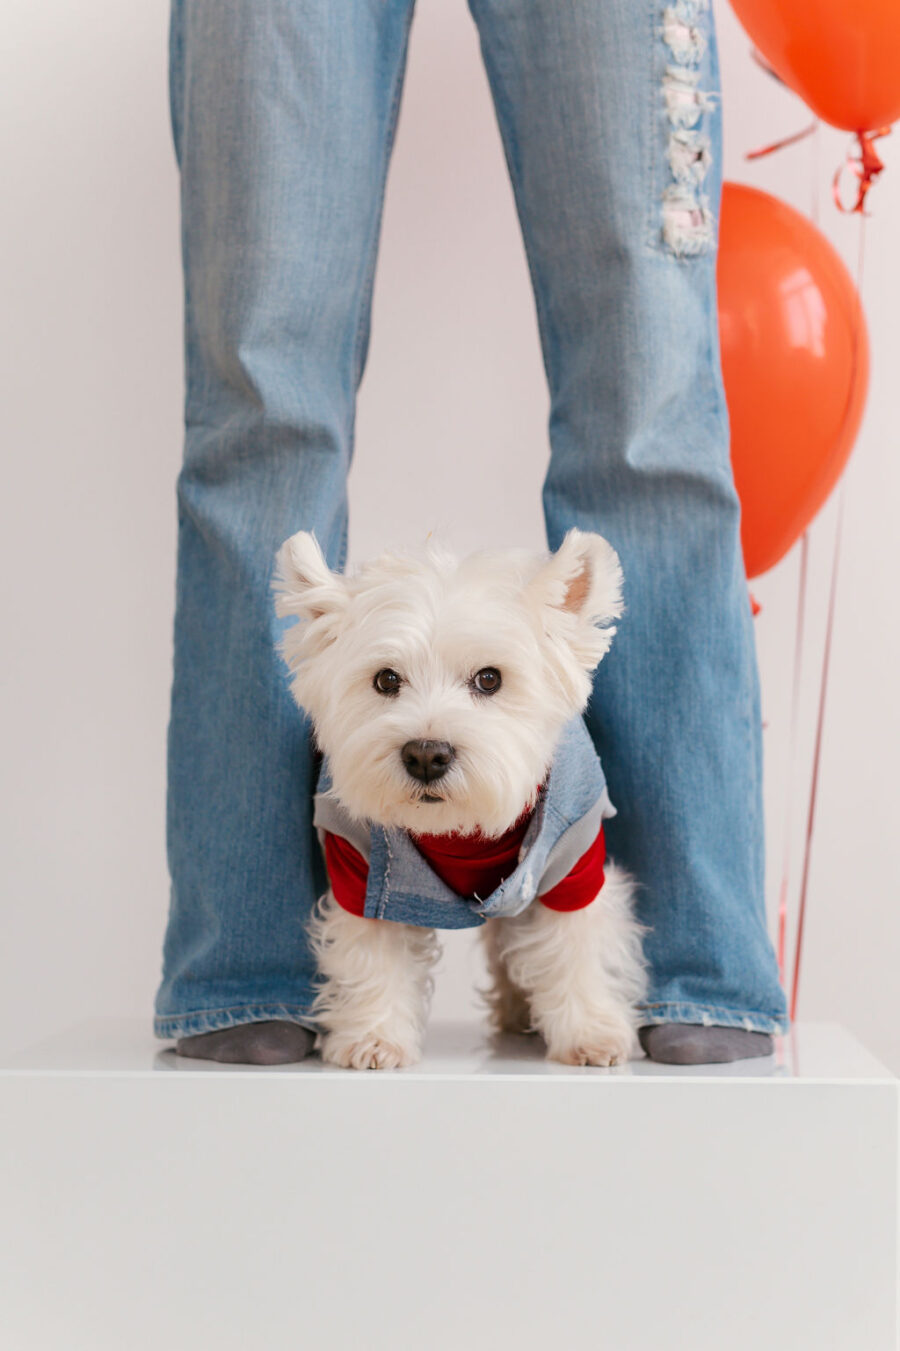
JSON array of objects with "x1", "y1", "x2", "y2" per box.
[{"x1": 154, "y1": 0, "x2": 788, "y2": 1041}]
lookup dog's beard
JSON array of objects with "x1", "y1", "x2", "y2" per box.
[{"x1": 321, "y1": 727, "x2": 555, "y2": 839}]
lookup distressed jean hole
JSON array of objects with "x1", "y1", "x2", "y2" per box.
[
  {"x1": 663, "y1": 67, "x2": 715, "y2": 129},
  {"x1": 662, "y1": 187, "x2": 714, "y2": 256},
  {"x1": 662, "y1": 9, "x2": 707, "y2": 64},
  {"x1": 667, "y1": 128, "x2": 712, "y2": 185}
]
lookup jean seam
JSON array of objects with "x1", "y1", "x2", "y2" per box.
[
  {"x1": 349, "y1": 1, "x2": 416, "y2": 402},
  {"x1": 168, "y1": 0, "x2": 184, "y2": 171},
  {"x1": 468, "y1": 8, "x2": 562, "y2": 405}
]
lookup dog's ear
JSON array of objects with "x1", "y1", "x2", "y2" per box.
[
  {"x1": 528, "y1": 529, "x2": 624, "y2": 671},
  {"x1": 271, "y1": 531, "x2": 348, "y2": 627}
]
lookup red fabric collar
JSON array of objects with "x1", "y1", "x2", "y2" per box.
[
  {"x1": 323, "y1": 787, "x2": 606, "y2": 920},
  {"x1": 409, "y1": 800, "x2": 536, "y2": 902}
]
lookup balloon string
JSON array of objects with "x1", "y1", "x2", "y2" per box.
[
  {"x1": 746, "y1": 121, "x2": 817, "y2": 161},
  {"x1": 776, "y1": 530, "x2": 808, "y2": 987},
  {"x1": 747, "y1": 45, "x2": 889, "y2": 213},
  {"x1": 790, "y1": 214, "x2": 868, "y2": 1020},
  {"x1": 749, "y1": 46, "x2": 785, "y2": 88},
  {"x1": 790, "y1": 498, "x2": 844, "y2": 1020}
]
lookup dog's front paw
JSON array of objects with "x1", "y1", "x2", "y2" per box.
[
  {"x1": 547, "y1": 1021, "x2": 635, "y2": 1068},
  {"x1": 320, "y1": 1033, "x2": 418, "y2": 1071}
]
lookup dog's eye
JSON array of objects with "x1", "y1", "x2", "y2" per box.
[
  {"x1": 471, "y1": 667, "x2": 502, "y2": 696},
  {"x1": 373, "y1": 668, "x2": 402, "y2": 696}
]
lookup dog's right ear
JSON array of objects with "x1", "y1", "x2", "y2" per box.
[{"x1": 271, "y1": 531, "x2": 349, "y2": 626}]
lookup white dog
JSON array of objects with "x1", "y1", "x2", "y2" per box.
[{"x1": 272, "y1": 528, "x2": 646, "y2": 1070}]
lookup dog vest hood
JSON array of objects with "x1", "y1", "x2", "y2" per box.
[{"x1": 312, "y1": 715, "x2": 616, "y2": 929}]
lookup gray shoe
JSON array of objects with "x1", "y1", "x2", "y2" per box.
[
  {"x1": 175, "y1": 1021, "x2": 316, "y2": 1065},
  {"x1": 639, "y1": 1023, "x2": 774, "y2": 1065}
]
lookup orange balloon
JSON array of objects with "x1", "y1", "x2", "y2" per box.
[
  {"x1": 729, "y1": 0, "x2": 900, "y2": 131},
  {"x1": 717, "y1": 183, "x2": 868, "y2": 579}
]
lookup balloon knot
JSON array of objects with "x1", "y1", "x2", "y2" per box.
[{"x1": 834, "y1": 128, "x2": 891, "y2": 215}]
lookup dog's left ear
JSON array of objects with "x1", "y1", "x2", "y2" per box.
[{"x1": 528, "y1": 529, "x2": 624, "y2": 670}]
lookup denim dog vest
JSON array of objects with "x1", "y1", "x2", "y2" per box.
[{"x1": 312, "y1": 715, "x2": 616, "y2": 929}]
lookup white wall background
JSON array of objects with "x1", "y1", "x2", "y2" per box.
[{"x1": 2, "y1": 0, "x2": 898, "y2": 1068}]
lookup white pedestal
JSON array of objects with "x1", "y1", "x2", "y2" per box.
[{"x1": 1, "y1": 1020, "x2": 896, "y2": 1351}]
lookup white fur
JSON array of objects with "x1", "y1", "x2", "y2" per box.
[
  {"x1": 308, "y1": 892, "x2": 439, "y2": 1069},
  {"x1": 274, "y1": 528, "x2": 646, "y2": 1068},
  {"x1": 482, "y1": 861, "x2": 647, "y2": 1066}
]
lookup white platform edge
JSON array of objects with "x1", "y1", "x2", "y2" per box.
[{"x1": 1, "y1": 1017, "x2": 897, "y2": 1085}]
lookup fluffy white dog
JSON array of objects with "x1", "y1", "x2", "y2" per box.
[{"x1": 272, "y1": 528, "x2": 646, "y2": 1070}]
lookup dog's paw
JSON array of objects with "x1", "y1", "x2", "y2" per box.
[
  {"x1": 547, "y1": 1023, "x2": 635, "y2": 1068},
  {"x1": 320, "y1": 1033, "x2": 417, "y2": 1071},
  {"x1": 552, "y1": 1042, "x2": 625, "y2": 1068}
]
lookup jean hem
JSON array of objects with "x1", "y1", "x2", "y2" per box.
[
  {"x1": 636, "y1": 1001, "x2": 788, "y2": 1036},
  {"x1": 153, "y1": 1003, "x2": 319, "y2": 1041}
]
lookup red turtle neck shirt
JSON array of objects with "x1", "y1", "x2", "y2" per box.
[{"x1": 323, "y1": 798, "x2": 606, "y2": 919}]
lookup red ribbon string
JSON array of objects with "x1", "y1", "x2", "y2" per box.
[
  {"x1": 745, "y1": 121, "x2": 817, "y2": 162},
  {"x1": 748, "y1": 46, "x2": 890, "y2": 214},
  {"x1": 833, "y1": 128, "x2": 891, "y2": 215}
]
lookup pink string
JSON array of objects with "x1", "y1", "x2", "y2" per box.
[
  {"x1": 789, "y1": 215, "x2": 867, "y2": 1020},
  {"x1": 790, "y1": 497, "x2": 845, "y2": 1020}
]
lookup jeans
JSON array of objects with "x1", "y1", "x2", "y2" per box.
[{"x1": 154, "y1": 0, "x2": 788, "y2": 1041}]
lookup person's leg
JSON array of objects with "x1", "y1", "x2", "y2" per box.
[
  {"x1": 468, "y1": 0, "x2": 787, "y2": 1061},
  {"x1": 156, "y1": 0, "x2": 416, "y2": 1062}
]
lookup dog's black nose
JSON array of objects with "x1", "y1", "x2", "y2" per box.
[{"x1": 401, "y1": 739, "x2": 455, "y2": 783}]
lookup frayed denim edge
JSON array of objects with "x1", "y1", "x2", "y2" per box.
[
  {"x1": 155, "y1": 1003, "x2": 788, "y2": 1042},
  {"x1": 637, "y1": 1002, "x2": 788, "y2": 1035},
  {"x1": 153, "y1": 1003, "x2": 319, "y2": 1041}
]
